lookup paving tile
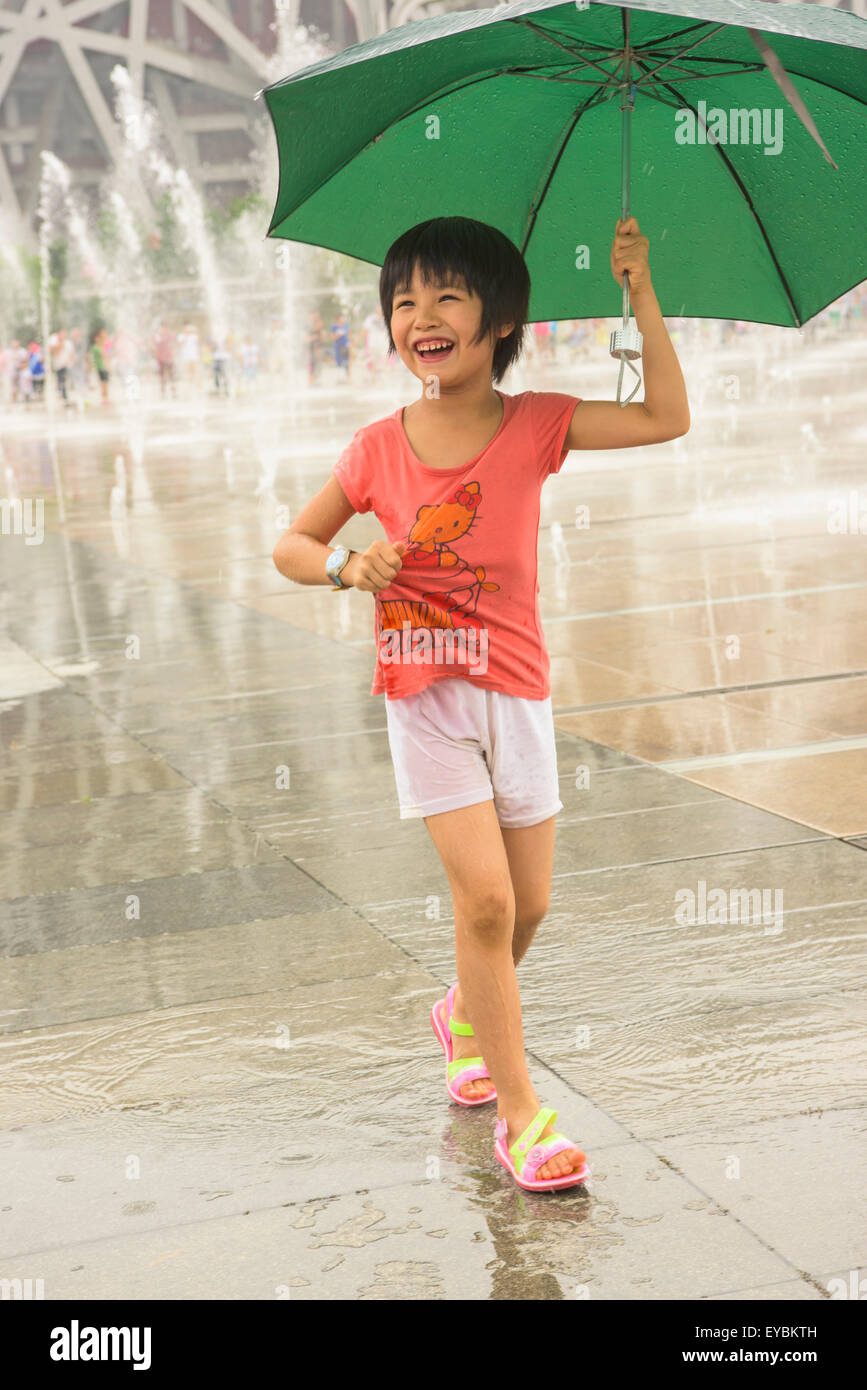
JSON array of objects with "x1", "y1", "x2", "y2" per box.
[
  {"x1": 0, "y1": 862, "x2": 341, "y2": 958},
  {"x1": 0, "y1": 908, "x2": 407, "y2": 1032},
  {"x1": 555, "y1": 693, "x2": 843, "y2": 763},
  {"x1": 550, "y1": 643, "x2": 831, "y2": 703},
  {"x1": 655, "y1": 1109, "x2": 867, "y2": 1273},
  {"x1": 676, "y1": 746, "x2": 867, "y2": 837},
  {"x1": 0, "y1": 756, "x2": 190, "y2": 811},
  {"x1": 724, "y1": 677, "x2": 867, "y2": 739},
  {"x1": 0, "y1": 814, "x2": 284, "y2": 898}
]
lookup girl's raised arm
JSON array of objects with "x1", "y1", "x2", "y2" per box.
[{"x1": 565, "y1": 218, "x2": 690, "y2": 452}]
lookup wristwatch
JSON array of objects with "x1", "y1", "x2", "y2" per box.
[{"x1": 325, "y1": 545, "x2": 353, "y2": 589}]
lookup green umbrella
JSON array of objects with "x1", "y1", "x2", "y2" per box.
[{"x1": 261, "y1": 0, "x2": 866, "y2": 365}]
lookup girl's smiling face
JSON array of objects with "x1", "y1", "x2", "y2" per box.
[{"x1": 391, "y1": 266, "x2": 507, "y2": 383}]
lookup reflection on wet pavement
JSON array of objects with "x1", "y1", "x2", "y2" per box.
[{"x1": 1, "y1": 329, "x2": 865, "y2": 1300}]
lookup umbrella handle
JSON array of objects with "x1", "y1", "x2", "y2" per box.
[{"x1": 612, "y1": 319, "x2": 643, "y2": 406}]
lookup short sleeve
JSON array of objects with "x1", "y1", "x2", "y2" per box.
[
  {"x1": 531, "y1": 391, "x2": 581, "y2": 477},
  {"x1": 332, "y1": 429, "x2": 373, "y2": 514}
]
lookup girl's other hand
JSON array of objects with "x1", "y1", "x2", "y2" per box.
[{"x1": 345, "y1": 540, "x2": 407, "y2": 591}]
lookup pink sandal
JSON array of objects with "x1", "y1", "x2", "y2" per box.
[
  {"x1": 430, "y1": 984, "x2": 497, "y2": 1106},
  {"x1": 495, "y1": 1106, "x2": 590, "y2": 1191}
]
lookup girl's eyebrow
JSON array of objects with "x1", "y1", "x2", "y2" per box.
[{"x1": 394, "y1": 283, "x2": 465, "y2": 299}]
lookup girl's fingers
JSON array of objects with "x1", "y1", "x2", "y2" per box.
[{"x1": 369, "y1": 559, "x2": 400, "y2": 586}]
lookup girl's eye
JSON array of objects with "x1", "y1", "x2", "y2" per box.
[{"x1": 395, "y1": 293, "x2": 460, "y2": 308}]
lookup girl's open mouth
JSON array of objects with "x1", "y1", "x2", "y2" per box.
[{"x1": 414, "y1": 341, "x2": 454, "y2": 363}]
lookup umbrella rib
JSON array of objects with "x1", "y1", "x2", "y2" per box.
[
  {"x1": 632, "y1": 17, "x2": 724, "y2": 52},
  {"x1": 518, "y1": 84, "x2": 610, "y2": 261},
  {"x1": 632, "y1": 60, "x2": 867, "y2": 122},
  {"x1": 634, "y1": 22, "x2": 729, "y2": 82},
  {"x1": 353, "y1": 67, "x2": 548, "y2": 151},
  {"x1": 510, "y1": 18, "x2": 627, "y2": 82},
  {"x1": 510, "y1": 18, "x2": 629, "y2": 56},
  {"x1": 637, "y1": 66, "x2": 771, "y2": 85},
  {"x1": 519, "y1": 72, "x2": 631, "y2": 87},
  {"x1": 514, "y1": 59, "x2": 770, "y2": 91},
  {"x1": 632, "y1": 57, "x2": 803, "y2": 328},
  {"x1": 633, "y1": 57, "x2": 767, "y2": 85}
]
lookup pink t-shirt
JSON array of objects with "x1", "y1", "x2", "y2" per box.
[{"x1": 332, "y1": 388, "x2": 579, "y2": 701}]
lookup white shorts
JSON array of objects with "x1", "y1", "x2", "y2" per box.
[{"x1": 384, "y1": 677, "x2": 563, "y2": 828}]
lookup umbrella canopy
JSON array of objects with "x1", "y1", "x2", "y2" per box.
[{"x1": 261, "y1": 0, "x2": 866, "y2": 326}]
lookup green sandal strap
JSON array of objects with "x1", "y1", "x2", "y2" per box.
[
  {"x1": 447, "y1": 1055, "x2": 486, "y2": 1081},
  {"x1": 446, "y1": 986, "x2": 474, "y2": 1036},
  {"x1": 511, "y1": 1107, "x2": 558, "y2": 1160},
  {"x1": 449, "y1": 1017, "x2": 474, "y2": 1036}
]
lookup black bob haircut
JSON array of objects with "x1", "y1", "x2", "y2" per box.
[{"x1": 379, "y1": 216, "x2": 530, "y2": 386}]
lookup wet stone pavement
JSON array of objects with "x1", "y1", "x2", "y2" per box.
[{"x1": 0, "y1": 332, "x2": 865, "y2": 1300}]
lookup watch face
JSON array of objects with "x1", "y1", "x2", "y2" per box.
[{"x1": 328, "y1": 547, "x2": 347, "y2": 582}]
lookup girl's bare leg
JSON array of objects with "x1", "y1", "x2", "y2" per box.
[
  {"x1": 450, "y1": 814, "x2": 555, "y2": 1075},
  {"x1": 424, "y1": 800, "x2": 584, "y2": 1180},
  {"x1": 500, "y1": 816, "x2": 556, "y2": 966}
]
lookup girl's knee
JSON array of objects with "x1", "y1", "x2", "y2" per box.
[
  {"x1": 456, "y1": 883, "x2": 514, "y2": 937},
  {"x1": 516, "y1": 894, "x2": 550, "y2": 932}
]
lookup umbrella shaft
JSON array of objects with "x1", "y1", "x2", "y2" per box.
[
  {"x1": 620, "y1": 24, "x2": 633, "y2": 331},
  {"x1": 621, "y1": 116, "x2": 630, "y2": 329}
]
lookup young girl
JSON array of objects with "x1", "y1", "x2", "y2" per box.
[{"x1": 273, "y1": 215, "x2": 689, "y2": 1192}]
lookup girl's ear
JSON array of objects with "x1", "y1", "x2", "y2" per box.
[{"x1": 498, "y1": 322, "x2": 515, "y2": 339}]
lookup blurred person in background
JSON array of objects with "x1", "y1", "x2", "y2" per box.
[
  {"x1": 28, "y1": 341, "x2": 45, "y2": 401},
  {"x1": 212, "y1": 337, "x2": 231, "y2": 397},
  {"x1": 153, "y1": 323, "x2": 176, "y2": 399},
  {"x1": 532, "y1": 319, "x2": 550, "y2": 363},
  {"x1": 177, "y1": 323, "x2": 201, "y2": 393},
  {"x1": 330, "y1": 311, "x2": 351, "y2": 381},
  {"x1": 89, "y1": 328, "x2": 110, "y2": 404},
  {"x1": 362, "y1": 307, "x2": 388, "y2": 379},
  {"x1": 565, "y1": 319, "x2": 589, "y2": 361},
  {"x1": 225, "y1": 328, "x2": 240, "y2": 376},
  {"x1": 113, "y1": 327, "x2": 138, "y2": 381},
  {"x1": 50, "y1": 329, "x2": 75, "y2": 404}
]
